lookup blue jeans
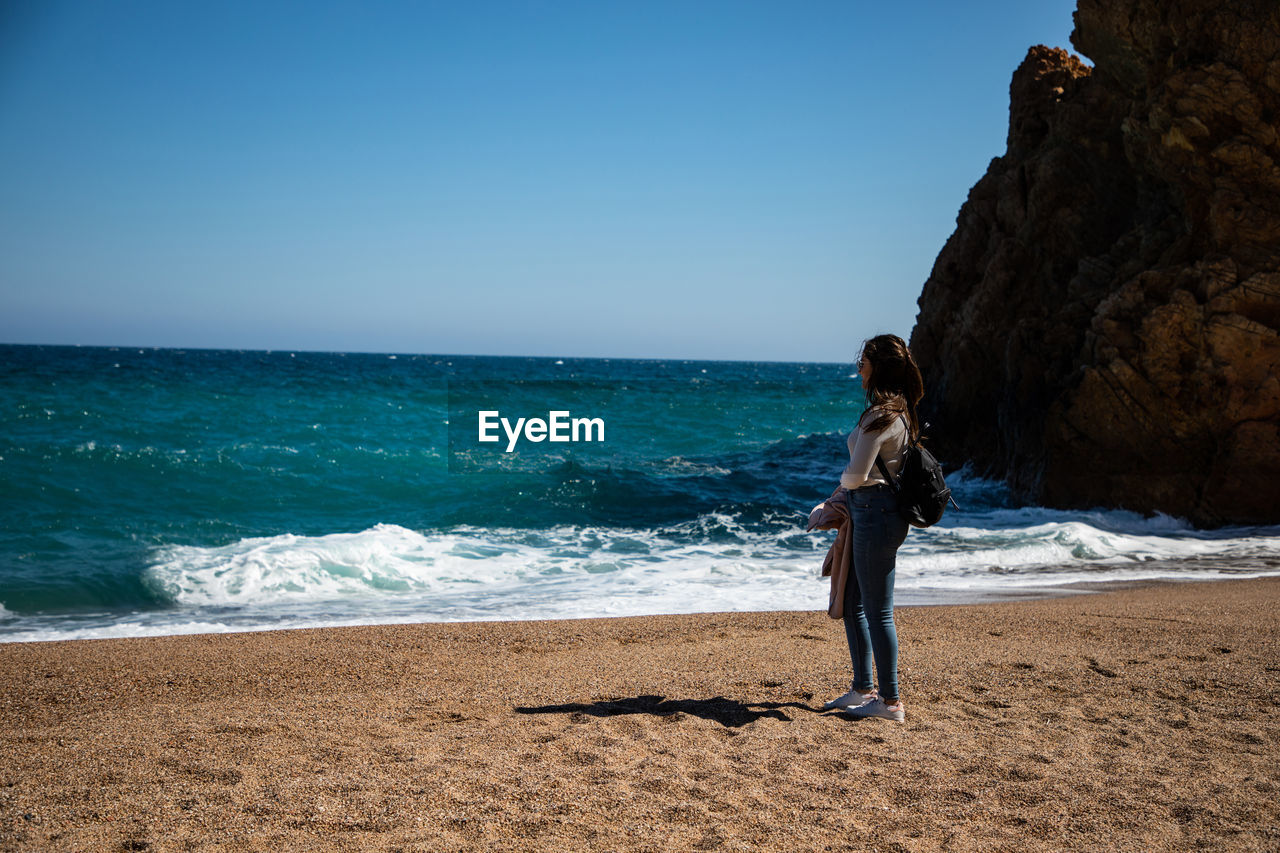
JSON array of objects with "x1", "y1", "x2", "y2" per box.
[{"x1": 843, "y1": 484, "x2": 909, "y2": 704}]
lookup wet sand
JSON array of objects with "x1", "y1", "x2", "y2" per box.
[{"x1": 1, "y1": 577, "x2": 1277, "y2": 851}]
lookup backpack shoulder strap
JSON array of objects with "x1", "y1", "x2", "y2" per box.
[
  {"x1": 874, "y1": 415, "x2": 911, "y2": 490},
  {"x1": 874, "y1": 454, "x2": 899, "y2": 492}
]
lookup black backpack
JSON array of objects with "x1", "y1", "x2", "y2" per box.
[{"x1": 874, "y1": 418, "x2": 958, "y2": 528}]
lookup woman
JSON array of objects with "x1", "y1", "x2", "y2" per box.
[{"x1": 823, "y1": 334, "x2": 923, "y2": 722}]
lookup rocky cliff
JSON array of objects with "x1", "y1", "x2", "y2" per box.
[{"x1": 909, "y1": 0, "x2": 1280, "y2": 526}]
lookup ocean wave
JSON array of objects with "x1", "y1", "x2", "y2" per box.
[
  {"x1": 143, "y1": 524, "x2": 473, "y2": 606},
  {"x1": 902, "y1": 519, "x2": 1272, "y2": 568},
  {"x1": 136, "y1": 509, "x2": 1280, "y2": 612},
  {"x1": 1, "y1": 505, "x2": 1277, "y2": 642},
  {"x1": 141, "y1": 520, "x2": 799, "y2": 609}
]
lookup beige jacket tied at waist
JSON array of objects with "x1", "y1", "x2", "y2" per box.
[{"x1": 806, "y1": 486, "x2": 853, "y2": 619}]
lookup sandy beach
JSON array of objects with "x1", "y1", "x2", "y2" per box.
[{"x1": 0, "y1": 577, "x2": 1277, "y2": 852}]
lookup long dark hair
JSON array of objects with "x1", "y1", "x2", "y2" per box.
[{"x1": 858, "y1": 334, "x2": 924, "y2": 442}]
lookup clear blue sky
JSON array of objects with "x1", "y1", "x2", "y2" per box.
[{"x1": 0, "y1": 0, "x2": 1079, "y2": 362}]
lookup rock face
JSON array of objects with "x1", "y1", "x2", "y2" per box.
[{"x1": 909, "y1": 0, "x2": 1280, "y2": 526}]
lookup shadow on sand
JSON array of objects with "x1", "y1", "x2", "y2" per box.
[{"x1": 514, "y1": 694, "x2": 821, "y2": 728}]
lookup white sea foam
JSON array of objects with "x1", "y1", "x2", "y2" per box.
[
  {"x1": 143, "y1": 524, "x2": 470, "y2": 606},
  {"x1": 140, "y1": 521, "x2": 821, "y2": 615},
  {"x1": 140, "y1": 510, "x2": 1280, "y2": 611},
  {"x1": 652, "y1": 456, "x2": 733, "y2": 476},
  {"x1": 4, "y1": 506, "x2": 1279, "y2": 643},
  {"x1": 896, "y1": 520, "x2": 1280, "y2": 590}
]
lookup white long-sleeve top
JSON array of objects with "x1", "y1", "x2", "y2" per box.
[{"x1": 840, "y1": 408, "x2": 910, "y2": 490}]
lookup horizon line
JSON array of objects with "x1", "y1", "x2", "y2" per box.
[{"x1": 0, "y1": 340, "x2": 854, "y2": 367}]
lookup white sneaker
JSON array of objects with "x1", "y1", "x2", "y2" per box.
[
  {"x1": 823, "y1": 685, "x2": 876, "y2": 711},
  {"x1": 842, "y1": 697, "x2": 905, "y2": 721}
]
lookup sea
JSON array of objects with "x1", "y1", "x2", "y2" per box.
[{"x1": 3, "y1": 344, "x2": 1279, "y2": 644}]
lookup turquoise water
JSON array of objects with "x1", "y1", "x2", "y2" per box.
[{"x1": 3, "y1": 344, "x2": 1278, "y2": 642}]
